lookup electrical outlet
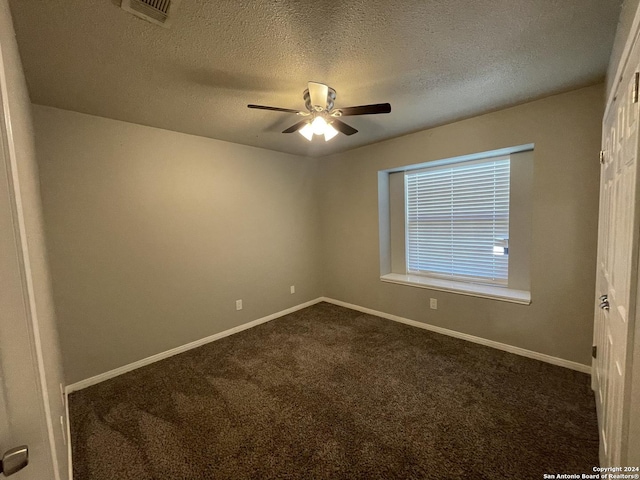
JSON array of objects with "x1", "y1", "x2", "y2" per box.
[
  {"x1": 236, "y1": 299, "x2": 243, "y2": 311},
  {"x1": 290, "y1": 285, "x2": 295, "y2": 294},
  {"x1": 430, "y1": 298, "x2": 438, "y2": 310}
]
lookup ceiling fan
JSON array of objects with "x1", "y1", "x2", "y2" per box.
[{"x1": 248, "y1": 82, "x2": 391, "y2": 142}]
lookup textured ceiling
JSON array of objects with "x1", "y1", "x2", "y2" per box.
[{"x1": 9, "y1": 0, "x2": 621, "y2": 157}]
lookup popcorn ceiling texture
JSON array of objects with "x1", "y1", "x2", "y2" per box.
[
  {"x1": 9, "y1": 0, "x2": 620, "y2": 156},
  {"x1": 68, "y1": 303, "x2": 598, "y2": 480}
]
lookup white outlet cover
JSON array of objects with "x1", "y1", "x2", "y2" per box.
[{"x1": 290, "y1": 285, "x2": 295, "y2": 294}]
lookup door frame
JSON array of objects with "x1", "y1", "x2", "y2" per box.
[
  {"x1": 0, "y1": 22, "x2": 60, "y2": 480},
  {"x1": 606, "y1": 2, "x2": 640, "y2": 116}
]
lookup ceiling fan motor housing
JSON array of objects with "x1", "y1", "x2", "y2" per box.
[{"x1": 304, "y1": 87, "x2": 336, "y2": 112}]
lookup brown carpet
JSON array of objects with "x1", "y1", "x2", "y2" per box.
[{"x1": 69, "y1": 302, "x2": 598, "y2": 479}]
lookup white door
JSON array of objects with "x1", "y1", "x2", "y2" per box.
[
  {"x1": 0, "y1": 40, "x2": 57, "y2": 479},
  {"x1": 593, "y1": 41, "x2": 640, "y2": 467}
]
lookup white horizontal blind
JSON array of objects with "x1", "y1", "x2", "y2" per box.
[{"x1": 406, "y1": 157, "x2": 510, "y2": 285}]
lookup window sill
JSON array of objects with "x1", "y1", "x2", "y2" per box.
[{"x1": 380, "y1": 273, "x2": 531, "y2": 305}]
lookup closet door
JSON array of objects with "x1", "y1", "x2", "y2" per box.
[{"x1": 593, "y1": 41, "x2": 640, "y2": 466}]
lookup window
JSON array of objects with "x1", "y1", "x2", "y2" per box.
[
  {"x1": 378, "y1": 145, "x2": 532, "y2": 305},
  {"x1": 405, "y1": 157, "x2": 510, "y2": 286}
]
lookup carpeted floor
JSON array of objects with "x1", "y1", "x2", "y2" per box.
[{"x1": 69, "y1": 302, "x2": 599, "y2": 479}]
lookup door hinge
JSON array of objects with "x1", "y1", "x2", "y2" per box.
[
  {"x1": 599, "y1": 150, "x2": 605, "y2": 164},
  {"x1": 592, "y1": 345, "x2": 597, "y2": 359},
  {"x1": 633, "y1": 72, "x2": 639, "y2": 104}
]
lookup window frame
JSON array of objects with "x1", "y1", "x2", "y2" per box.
[{"x1": 378, "y1": 145, "x2": 533, "y2": 305}]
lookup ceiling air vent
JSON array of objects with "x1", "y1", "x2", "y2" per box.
[{"x1": 120, "y1": 0, "x2": 181, "y2": 28}]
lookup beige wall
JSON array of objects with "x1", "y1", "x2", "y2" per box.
[
  {"x1": 319, "y1": 84, "x2": 604, "y2": 366},
  {"x1": 33, "y1": 106, "x2": 323, "y2": 384},
  {"x1": 34, "y1": 84, "x2": 603, "y2": 383},
  {"x1": 0, "y1": 0, "x2": 67, "y2": 477}
]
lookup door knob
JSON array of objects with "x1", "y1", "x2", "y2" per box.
[
  {"x1": 600, "y1": 300, "x2": 610, "y2": 311},
  {"x1": 1, "y1": 446, "x2": 28, "y2": 477},
  {"x1": 599, "y1": 294, "x2": 608, "y2": 302}
]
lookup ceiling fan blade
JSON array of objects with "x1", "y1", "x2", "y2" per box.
[
  {"x1": 308, "y1": 82, "x2": 329, "y2": 110},
  {"x1": 282, "y1": 120, "x2": 309, "y2": 134},
  {"x1": 338, "y1": 103, "x2": 391, "y2": 116},
  {"x1": 331, "y1": 119, "x2": 358, "y2": 136},
  {"x1": 248, "y1": 104, "x2": 301, "y2": 114}
]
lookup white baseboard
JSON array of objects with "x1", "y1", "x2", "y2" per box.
[
  {"x1": 65, "y1": 297, "x2": 324, "y2": 394},
  {"x1": 320, "y1": 297, "x2": 592, "y2": 374},
  {"x1": 65, "y1": 294, "x2": 591, "y2": 395}
]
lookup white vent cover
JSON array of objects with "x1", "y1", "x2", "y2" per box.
[{"x1": 120, "y1": 0, "x2": 181, "y2": 28}]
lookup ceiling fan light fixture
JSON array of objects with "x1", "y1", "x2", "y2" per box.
[
  {"x1": 311, "y1": 116, "x2": 328, "y2": 135},
  {"x1": 324, "y1": 123, "x2": 339, "y2": 141},
  {"x1": 299, "y1": 123, "x2": 314, "y2": 141}
]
